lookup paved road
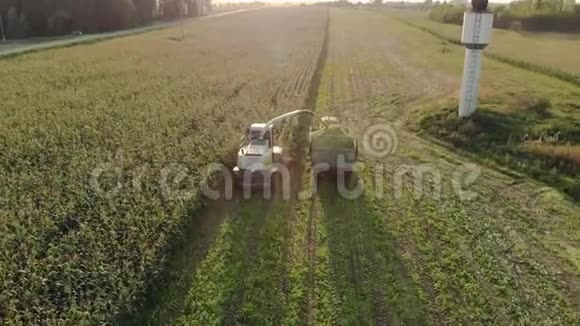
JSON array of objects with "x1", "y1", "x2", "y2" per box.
[{"x1": 0, "y1": 8, "x2": 263, "y2": 59}]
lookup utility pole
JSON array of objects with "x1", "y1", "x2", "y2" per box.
[
  {"x1": 458, "y1": 1, "x2": 493, "y2": 118},
  {"x1": 0, "y1": 8, "x2": 6, "y2": 42}
]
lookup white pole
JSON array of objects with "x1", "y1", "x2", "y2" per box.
[
  {"x1": 459, "y1": 49, "x2": 483, "y2": 117},
  {"x1": 458, "y1": 9, "x2": 493, "y2": 118}
]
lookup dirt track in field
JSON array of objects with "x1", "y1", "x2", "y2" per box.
[{"x1": 135, "y1": 7, "x2": 580, "y2": 325}]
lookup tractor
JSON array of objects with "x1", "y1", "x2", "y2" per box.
[
  {"x1": 233, "y1": 122, "x2": 282, "y2": 190},
  {"x1": 233, "y1": 110, "x2": 357, "y2": 191}
]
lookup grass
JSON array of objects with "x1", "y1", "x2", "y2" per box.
[
  {"x1": 418, "y1": 97, "x2": 580, "y2": 200},
  {"x1": 232, "y1": 200, "x2": 289, "y2": 324},
  {"x1": 318, "y1": 175, "x2": 428, "y2": 324},
  {"x1": 281, "y1": 185, "x2": 319, "y2": 325},
  {"x1": 375, "y1": 171, "x2": 579, "y2": 323},
  {"x1": 281, "y1": 169, "x2": 428, "y2": 325},
  {"x1": 385, "y1": 8, "x2": 580, "y2": 82},
  {"x1": 399, "y1": 18, "x2": 580, "y2": 87},
  {"x1": 281, "y1": 174, "x2": 339, "y2": 325},
  {"x1": 524, "y1": 143, "x2": 580, "y2": 170}
]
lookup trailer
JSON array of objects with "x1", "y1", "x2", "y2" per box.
[{"x1": 309, "y1": 116, "x2": 358, "y2": 178}]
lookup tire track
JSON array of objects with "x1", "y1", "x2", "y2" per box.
[
  {"x1": 316, "y1": 177, "x2": 372, "y2": 324},
  {"x1": 221, "y1": 198, "x2": 273, "y2": 325},
  {"x1": 301, "y1": 8, "x2": 331, "y2": 322},
  {"x1": 305, "y1": 197, "x2": 318, "y2": 325}
]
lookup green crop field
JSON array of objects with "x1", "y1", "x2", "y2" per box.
[
  {"x1": 0, "y1": 7, "x2": 327, "y2": 323},
  {"x1": 1, "y1": 6, "x2": 579, "y2": 325}
]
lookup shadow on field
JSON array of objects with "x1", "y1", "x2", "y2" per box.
[
  {"x1": 317, "y1": 173, "x2": 427, "y2": 325},
  {"x1": 136, "y1": 195, "x2": 275, "y2": 326},
  {"x1": 218, "y1": 197, "x2": 274, "y2": 325},
  {"x1": 218, "y1": 131, "x2": 313, "y2": 324},
  {"x1": 124, "y1": 195, "x2": 236, "y2": 325}
]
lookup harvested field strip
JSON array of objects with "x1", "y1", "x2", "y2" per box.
[
  {"x1": 232, "y1": 201, "x2": 291, "y2": 324},
  {"x1": 366, "y1": 161, "x2": 580, "y2": 324},
  {"x1": 282, "y1": 191, "x2": 313, "y2": 325},
  {"x1": 307, "y1": 191, "x2": 337, "y2": 325},
  {"x1": 318, "y1": 179, "x2": 373, "y2": 324},
  {"x1": 283, "y1": 174, "x2": 338, "y2": 325},
  {"x1": 283, "y1": 172, "x2": 428, "y2": 325},
  {"x1": 312, "y1": 8, "x2": 579, "y2": 324},
  {"x1": 303, "y1": 175, "x2": 428, "y2": 325},
  {"x1": 177, "y1": 198, "x2": 270, "y2": 325}
]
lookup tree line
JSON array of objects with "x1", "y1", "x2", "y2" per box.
[{"x1": 0, "y1": 0, "x2": 209, "y2": 39}]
